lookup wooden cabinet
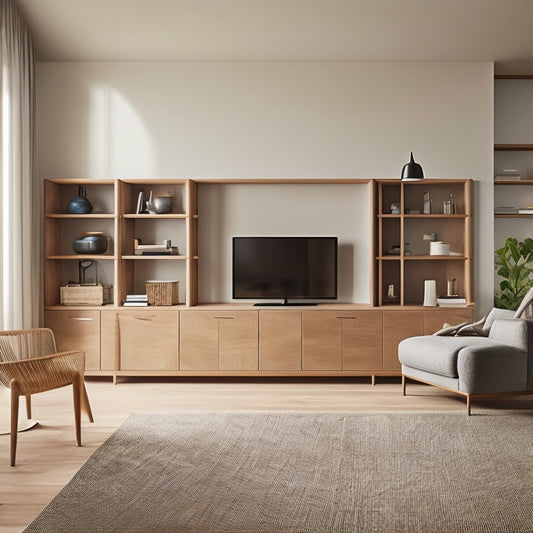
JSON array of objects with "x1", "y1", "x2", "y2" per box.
[
  {"x1": 302, "y1": 311, "x2": 382, "y2": 371},
  {"x1": 180, "y1": 311, "x2": 258, "y2": 371},
  {"x1": 382, "y1": 311, "x2": 423, "y2": 371},
  {"x1": 43, "y1": 178, "x2": 475, "y2": 379},
  {"x1": 259, "y1": 311, "x2": 301, "y2": 371},
  {"x1": 101, "y1": 310, "x2": 179, "y2": 372},
  {"x1": 375, "y1": 179, "x2": 472, "y2": 307},
  {"x1": 44, "y1": 310, "x2": 102, "y2": 371}
]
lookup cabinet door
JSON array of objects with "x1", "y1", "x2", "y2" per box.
[
  {"x1": 219, "y1": 311, "x2": 258, "y2": 370},
  {"x1": 302, "y1": 312, "x2": 343, "y2": 370},
  {"x1": 259, "y1": 311, "x2": 301, "y2": 371},
  {"x1": 423, "y1": 308, "x2": 474, "y2": 334},
  {"x1": 383, "y1": 311, "x2": 423, "y2": 371},
  {"x1": 114, "y1": 311, "x2": 179, "y2": 371},
  {"x1": 179, "y1": 311, "x2": 219, "y2": 370},
  {"x1": 45, "y1": 310, "x2": 101, "y2": 371},
  {"x1": 342, "y1": 311, "x2": 383, "y2": 371}
]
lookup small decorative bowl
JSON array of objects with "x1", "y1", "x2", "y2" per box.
[{"x1": 73, "y1": 232, "x2": 108, "y2": 254}]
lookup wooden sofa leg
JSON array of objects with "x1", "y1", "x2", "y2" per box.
[{"x1": 466, "y1": 395, "x2": 471, "y2": 416}]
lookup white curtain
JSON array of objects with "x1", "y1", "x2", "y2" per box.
[{"x1": 0, "y1": 0, "x2": 38, "y2": 330}]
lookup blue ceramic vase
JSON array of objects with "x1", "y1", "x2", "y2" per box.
[{"x1": 66, "y1": 186, "x2": 93, "y2": 214}]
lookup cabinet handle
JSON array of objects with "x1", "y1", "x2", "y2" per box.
[
  {"x1": 69, "y1": 317, "x2": 93, "y2": 321},
  {"x1": 336, "y1": 316, "x2": 357, "y2": 319},
  {"x1": 213, "y1": 316, "x2": 234, "y2": 319},
  {"x1": 133, "y1": 316, "x2": 152, "y2": 321}
]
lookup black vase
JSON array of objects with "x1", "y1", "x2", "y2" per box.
[{"x1": 66, "y1": 186, "x2": 93, "y2": 214}]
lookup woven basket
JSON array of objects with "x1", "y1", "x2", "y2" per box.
[
  {"x1": 60, "y1": 284, "x2": 113, "y2": 306},
  {"x1": 145, "y1": 280, "x2": 179, "y2": 306}
]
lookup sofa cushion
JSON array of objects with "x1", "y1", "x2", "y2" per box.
[{"x1": 398, "y1": 336, "x2": 495, "y2": 378}]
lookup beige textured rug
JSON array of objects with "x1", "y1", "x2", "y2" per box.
[{"x1": 24, "y1": 411, "x2": 533, "y2": 533}]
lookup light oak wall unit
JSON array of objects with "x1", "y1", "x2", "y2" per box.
[{"x1": 44, "y1": 177, "x2": 474, "y2": 380}]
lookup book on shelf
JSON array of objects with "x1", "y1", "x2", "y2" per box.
[
  {"x1": 123, "y1": 294, "x2": 149, "y2": 306},
  {"x1": 495, "y1": 206, "x2": 518, "y2": 214},
  {"x1": 517, "y1": 207, "x2": 533, "y2": 214},
  {"x1": 125, "y1": 294, "x2": 148, "y2": 301},
  {"x1": 437, "y1": 296, "x2": 467, "y2": 307}
]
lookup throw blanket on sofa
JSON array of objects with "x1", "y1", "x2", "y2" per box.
[{"x1": 434, "y1": 286, "x2": 533, "y2": 337}]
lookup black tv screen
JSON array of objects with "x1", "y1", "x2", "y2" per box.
[{"x1": 232, "y1": 236, "x2": 338, "y2": 305}]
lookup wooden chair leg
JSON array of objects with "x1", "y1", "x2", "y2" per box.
[
  {"x1": 25, "y1": 395, "x2": 32, "y2": 419},
  {"x1": 82, "y1": 384, "x2": 94, "y2": 423},
  {"x1": 10, "y1": 387, "x2": 20, "y2": 467},
  {"x1": 467, "y1": 395, "x2": 471, "y2": 416},
  {"x1": 72, "y1": 377, "x2": 82, "y2": 447},
  {"x1": 402, "y1": 375, "x2": 406, "y2": 396}
]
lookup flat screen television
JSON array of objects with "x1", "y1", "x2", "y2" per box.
[{"x1": 232, "y1": 236, "x2": 338, "y2": 305}]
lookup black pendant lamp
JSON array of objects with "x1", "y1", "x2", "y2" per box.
[{"x1": 401, "y1": 152, "x2": 424, "y2": 181}]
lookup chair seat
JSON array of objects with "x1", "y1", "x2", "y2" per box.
[{"x1": 399, "y1": 335, "x2": 496, "y2": 378}]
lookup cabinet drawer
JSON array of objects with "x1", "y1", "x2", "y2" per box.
[
  {"x1": 119, "y1": 311, "x2": 179, "y2": 371},
  {"x1": 44, "y1": 310, "x2": 101, "y2": 371},
  {"x1": 180, "y1": 311, "x2": 258, "y2": 371},
  {"x1": 259, "y1": 311, "x2": 301, "y2": 371},
  {"x1": 383, "y1": 311, "x2": 423, "y2": 371},
  {"x1": 342, "y1": 311, "x2": 382, "y2": 371}
]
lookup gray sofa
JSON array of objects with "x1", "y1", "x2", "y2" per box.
[{"x1": 399, "y1": 307, "x2": 533, "y2": 414}]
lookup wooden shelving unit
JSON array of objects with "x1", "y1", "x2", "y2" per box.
[
  {"x1": 375, "y1": 179, "x2": 472, "y2": 307},
  {"x1": 44, "y1": 177, "x2": 473, "y2": 379}
]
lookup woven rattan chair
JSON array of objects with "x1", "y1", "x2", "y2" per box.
[{"x1": 0, "y1": 328, "x2": 94, "y2": 466}]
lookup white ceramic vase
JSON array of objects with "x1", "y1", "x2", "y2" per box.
[{"x1": 423, "y1": 279, "x2": 437, "y2": 306}]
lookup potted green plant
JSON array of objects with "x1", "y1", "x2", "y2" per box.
[{"x1": 494, "y1": 237, "x2": 533, "y2": 310}]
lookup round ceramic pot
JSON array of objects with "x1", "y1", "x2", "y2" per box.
[
  {"x1": 73, "y1": 233, "x2": 108, "y2": 254},
  {"x1": 152, "y1": 196, "x2": 172, "y2": 214}
]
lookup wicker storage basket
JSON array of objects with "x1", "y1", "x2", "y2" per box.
[
  {"x1": 145, "y1": 280, "x2": 179, "y2": 306},
  {"x1": 60, "y1": 284, "x2": 113, "y2": 306}
]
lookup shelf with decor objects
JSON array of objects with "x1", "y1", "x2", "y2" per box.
[
  {"x1": 375, "y1": 178, "x2": 472, "y2": 308},
  {"x1": 493, "y1": 76, "x2": 533, "y2": 261}
]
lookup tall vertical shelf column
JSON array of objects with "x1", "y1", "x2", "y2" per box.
[
  {"x1": 44, "y1": 179, "x2": 118, "y2": 306},
  {"x1": 118, "y1": 179, "x2": 194, "y2": 306},
  {"x1": 375, "y1": 179, "x2": 472, "y2": 307},
  {"x1": 494, "y1": 76, "x2": 533, "y2": 272}
]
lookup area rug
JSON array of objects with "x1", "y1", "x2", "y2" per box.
[{"x1": 24, "y1": 411, "x2": 533, "y2": 533}]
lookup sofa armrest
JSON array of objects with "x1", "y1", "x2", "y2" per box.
[
  {"x1": 457, "y1": 344, "x2": 528, "y2": 394},
  {"x1": 488, "y1": 318, "x2": 527, "y2": 351}
]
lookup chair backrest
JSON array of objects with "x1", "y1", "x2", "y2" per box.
[{"x1": 0, "y1": 328, "x2": 57, "y2": 363}]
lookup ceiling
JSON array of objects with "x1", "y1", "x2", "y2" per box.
[{"x1": 14, "y1": 0, "x2": 533, "y2": 74}]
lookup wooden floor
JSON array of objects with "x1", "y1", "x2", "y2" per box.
[{"x1": 0, "y1": 376, "x2": 531, "y2": 532}]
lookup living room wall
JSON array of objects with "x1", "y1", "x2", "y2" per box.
[{"x1": 36, "y1": 61, "x2": 494, "y2": 312}]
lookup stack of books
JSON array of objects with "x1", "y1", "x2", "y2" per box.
[
  {"x1": 518, "y1": 206, "x2": 533, "y2": 214},
  {"x1": 123, "y1": 294, "x2": 149, "y2": 306},
  {"x1": 134, "y1": 238, "x2": 179, "y2": 256},
  {"x1": 437, "y1": 296, "x2": 467, "y2": 307},
  {"x1": 494, "y1": 169, "x2": 521, "y2": 181}
]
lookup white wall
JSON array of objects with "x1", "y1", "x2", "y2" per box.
[{"x1": 36, "y1": 61, "x2": 494, "y2": 312}]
